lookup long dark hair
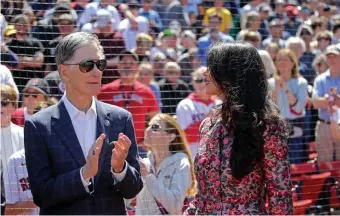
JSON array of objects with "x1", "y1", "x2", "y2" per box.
[{"x1": 207, "y1": 41, "x2": 284, "y2": 180}]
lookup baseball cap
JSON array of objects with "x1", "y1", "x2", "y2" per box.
[
  {"x1": 269, "y1": 19, "x2": 284, "y2": 27},
  {"x1": 274, "y1": 0, "x2": 286, "y2": 5},
  {"x1": 257, "y1": 3, "x2": 272, "y2": 12},
  {"x1": 129, "y1": 0, "x2": 139, "y2": 9},
  {"x1": 161, "y1": 29, "x2": 176, "y2": 38},
  {"x1": 58, "y1": 13, "x2": 74, "y2": 23},
  {"x1": 285, "y1": 5, "x2": 298, "y2": 16},
  {"x1": 325, "y1": 45, "x2": 340, "y2": 56},
  {"x1": 94, "y1": 9, "x2": 113, "y2": 28},
  {"x1": 119, "y1": 50, "x2": 139, "y2": 62},
  {"x1": 23, "y1": 78, "x2": 50, "y2": 95},
  {"x1": 53, "y1": 5, "x2": 71, "y2": 15}
]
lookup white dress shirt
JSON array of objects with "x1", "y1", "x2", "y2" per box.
[{"x1": 62, "y1": 94, "x2": 127, "y2": 192}]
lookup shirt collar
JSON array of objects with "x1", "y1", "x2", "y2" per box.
[{"x1": 61, "y1": 93, "x2": 97, "y2": 119}]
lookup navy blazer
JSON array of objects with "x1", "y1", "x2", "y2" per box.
[{"x1": 24, "y1": 99, "x2": 143, "y2": 215}]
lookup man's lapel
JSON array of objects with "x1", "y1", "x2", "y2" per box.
[
  {"x1": 95, "y1": 99, "x2": 114, "y2": 184},
  {"x1": 51, "y1": 100, "x2": 86, "y2": 167}
]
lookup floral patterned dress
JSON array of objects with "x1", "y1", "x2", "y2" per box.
[{"x1": 184, "y1": 114, "x2": 293, "y2": 215}]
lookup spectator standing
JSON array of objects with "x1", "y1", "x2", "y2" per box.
[
  {"x1": 98, "y1": 51, "x2": 159, "y2": 158},
  {"x1": 312, "y1": 44, "x2": 340, "y2": 161},
  {"x1": 158, "y1": 62, "x2": 190, "y2": 114},
  {"x1": 269, "y1": 49, "x2": 308, "y2": 164}
]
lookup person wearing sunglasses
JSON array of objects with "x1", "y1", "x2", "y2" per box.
[
  {"x1": 184, "y1": 42, "x2": 292, "y2": 215},
  {"x1": 11, "y1": 78, "x2": 50, "y2": 127},
  {"x1": 135, "y1": 113, "x2": 196, "y2": 215},
  {"x1": 0, "y1": 84, "x2": 25, "y2": 214},
  {"x1": 176, "y1": 66, "x2": 221, "y2": 158},
  {"x1": 23, "y1": 32, "x2": 143, "y2": 215}
]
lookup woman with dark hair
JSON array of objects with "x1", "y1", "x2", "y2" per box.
[{"x1": 184, "y1": 41, "x2": 292, "y2": 215}]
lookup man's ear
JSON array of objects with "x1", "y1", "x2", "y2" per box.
[{"x1": 58, "y1": 65, "x2": 70, "y2": 83}]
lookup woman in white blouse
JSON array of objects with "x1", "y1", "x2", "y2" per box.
[{"x1": 136, "y1": 113, "x2": 196, "y2": 215}]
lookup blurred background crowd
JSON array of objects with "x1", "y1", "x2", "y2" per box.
[{"x1": 2, "y1": 0, "x2": 340, "y2": 214}]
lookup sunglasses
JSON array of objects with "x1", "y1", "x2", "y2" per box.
[
  {"x1": 193, "y1": 78, "x2": 204, "y2": 83},
  {"x1": 64, "y1": 59, "x2": 107, "y2": 73},
  {"x1": 23, "y1": 92, "x2": 40, "y2": 98},
  {"x1": 1, "y1": 99, "x2": 10, "y2": 107},
  {"x1": 151, "y1": 123, "x2": 163, "y2": 132}
]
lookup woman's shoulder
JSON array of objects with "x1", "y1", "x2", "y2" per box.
[
  {"x1": 199, "y1": 113, "x2": 222, "y2": 132},
  {"x1": 264, "y1": 120, "x2": 289, "y2": 138}
]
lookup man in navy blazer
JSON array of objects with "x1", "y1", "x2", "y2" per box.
[{"x1": 24, "y1": 32, "x2": 143, "y2": 214}]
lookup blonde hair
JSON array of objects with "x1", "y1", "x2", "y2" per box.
[
  {"x1": 156, "y1": 114, "x2": 197, "y2": 196},
  {"x1": 139, "y1": 62, "x2": 153, "y2": 73},
  {"x1": 0, "y1": 84, "x2": 18, "y2": 108},
  {"x1": 191, "y1": 66, "x2": 206, "y2": 79},
  {"x1": 137, "y1": 33, "x2": 153, "y2": 41},
  {"x1": 164, "y1": 61, "x2": 181, "y2": 72},
  {"x1": 274, "y1": 49, "x2": 300, "y2": 78}
]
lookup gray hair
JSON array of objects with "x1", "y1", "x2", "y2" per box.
[
  {"x1": 55, "y1": 32, "x2": 104, "y2": 65},
  {"x1": 285, "y1": 36, "x2": 306, "y2": 53}
]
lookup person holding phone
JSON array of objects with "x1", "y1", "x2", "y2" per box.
[{"x1": 24, "y1": 32, "x2": 143, "y2": 214}]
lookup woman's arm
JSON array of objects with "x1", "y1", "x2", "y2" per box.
[
  {"x1": 264, "y1": 123, "x2": 293, "y2": 215},
  {"x1": 290, "y1": 79, "x2": 308, "y2": 113}
]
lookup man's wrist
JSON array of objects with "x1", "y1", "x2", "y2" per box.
[
  {"x1": 112, "y1": 163, "x2": 125, "y2": 173},
  {"x1": 81, "y1": 167, "x2": 91, "y2": 180}
]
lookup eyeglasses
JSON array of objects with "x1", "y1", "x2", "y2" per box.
[
  {"x1": 63, "y1": 59, "x2": 107, "y2": 73},
  {"x1": 1, "y1": 99, "x2": 10, "y2": 107},
  {"x1": 23, "y1": 92, "x2": 40, "y2": 98},
  {"x1": 193, "y1": 78, "x2": 204, "y2": 83}
]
